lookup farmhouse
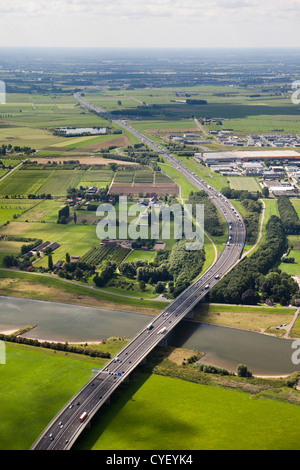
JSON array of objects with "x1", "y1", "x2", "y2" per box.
[
  {"x1": 31, "y1": 241, "x2": 60, "y2": 255},
  {"x1": 47, "y1": 242, "x2": 60, "y2": 252},
  {"x1": 31, "y1": 241, "x2": 51, "y2": 254},
  {"x1": 85, "y1": 186, "x2": 98, "y2": 195}
]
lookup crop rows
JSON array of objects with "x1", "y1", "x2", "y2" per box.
[
  {"x1": 134, "y1": 171, "x2": 154, "y2": 183},
  {"x1": 80, "y1": 245, "x2": 130, "y2": 266},
  {"x1": 80, "y1": 246, "x2": 115, "y2": 265},
  {"x1": 155, "y1": 171, "x2": 172, "y2": 183},
  {"x1": 114, "y1": 171, "x2": 134, "y2": 183},
  {"x1": 110, "y1": 247, "x2": 131, "y2": 265}
]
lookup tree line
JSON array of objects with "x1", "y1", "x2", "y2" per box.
[
  {"x1": 0, "y1": 333, "x2": 110, "y2": 358},
  {"x1": 210, "y1": 215, "x2": 299, "y2": 306},
  {"x1": 188, "y1": 191, "x2": 225, "y2": 237},
  {"x1": 277, "y1": 195, "x2": 300, "y2": 234}
]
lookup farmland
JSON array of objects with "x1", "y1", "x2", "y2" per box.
[
  {"x1": 125, "y1": 249, "x2": 157, "y2": 263},
  {"x1": 0, "y1": 199, "x2": 38, "y2": 225},
  {"x1": 109, "y1": 167, "x2": 179, "y2": 196},
  {"x1": 80, "y1": 245, "x2": 130, "y2": 267},
  {"x1": 227, "y1": 176, "x2": 262, "y2": 192},
  {"x1": 0, "y1": 166, "x2": 113, "y2": 197},
  {"x1": 0, "y1": 164, "x2": 179, "y2": 198},
  {"x1": 0, "y1": 342, "x2": 107, "y2": 450},
  {"x1": 0, "y1": 170, "x2": 54, "y2": 196},
  {"x1": 109, "y1": 182, "x2": 179, "y2": 196},
  {"x1": 75, "y1": 373, "x2": 300, "y2": 451},
  {"x1": 2, "y1": 344, "x2": 300, "y2": 451}
]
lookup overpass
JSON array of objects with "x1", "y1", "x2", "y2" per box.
[{"x1": 30, "y1": 95, "x2": 246, "y2": 450}]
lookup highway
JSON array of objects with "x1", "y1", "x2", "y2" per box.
[{"x1": 30, "y1": 94, "x2": 246, "y2": 450}]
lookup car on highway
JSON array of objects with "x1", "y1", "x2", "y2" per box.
[{"x1": 157, "y1": 327, "x2": 167, "y2": 335}]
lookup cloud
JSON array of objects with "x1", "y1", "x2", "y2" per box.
[
  {"x1": 0, "y1": 0, "x2": 299, "y2": 20},
  {"x1": 0, "y1": 0, "x2": 298, "y2": 47}
]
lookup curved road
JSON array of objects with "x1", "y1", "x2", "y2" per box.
[{"x1": 30, "y1": 94, "x2": 246, "y2": 450}]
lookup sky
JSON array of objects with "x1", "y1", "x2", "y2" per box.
[{"x1": 0, "y1": 0, "x2": 299, "y2": 48}]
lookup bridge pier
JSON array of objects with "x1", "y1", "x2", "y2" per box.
[
  {"x1": 158, "y1": 338, "x2": 168, "y2": 347},
  {"x1": 184, "y1": 309, "x2": 194, "y2": 319},
  {"x1": 85, "y1": 420, "x2": 91, "y2": 430},
  {"x1": 122, "y1": 374, "x2": 130, "y2": 384}
]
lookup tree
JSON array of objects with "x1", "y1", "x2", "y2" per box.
[
  {"x1": 139, "y1": 280, "x2": 146, "y2": 291},
  {"x1": 237, "y1": 364, "x2": 252, "y2": 378},
  {"x1": 74, "y1": 267, "x2": 83, "y2": 280},
  {"x1": 66, "y1": 253, "x2": 70, "y2": 263},
  {"x1": 118, "y1": 262, "x2": 136, "y2": 278},
  {"x1": 108, "y1": 162, "x2": 118, "y2": 172},
  {"x1": 155, "y1": 281, "x2": 165, "y2": 294},
  {"x1": 262, "y1": 187, "x2": 269, "y2": 198},
  {"x1": 241, "y1": 289, "x2": 259, "y2": 305},
  {"x1": 57, "y1": 204, "x2": 69, "y2": 224},
  {"x1": 3, "y1": 255, "x2": 14, "y2": 268},
  {"x1": 48, "y1": 254, "x2": 53, "y2": 271},
  {"x1": 74, "y1": 211, "x2": 77, "y2": 224}
]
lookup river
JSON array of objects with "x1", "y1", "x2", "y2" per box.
[{"x1": 0, "y1": 296, "x2": 298, "y2": 376}]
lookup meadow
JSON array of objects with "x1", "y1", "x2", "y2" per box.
[
  {"x1": 0, "y1": 342, "x2": 105, "y2": 450},
  {"x1": 278, "y1": 246, "x2": 300, "y2": 276},
  {"x1": 75, "y1": 373, "x2": 300, "y2": 450},
  {"x1": 1, "y1": 341, "x2": 300, "y2": 451},
  {"x1": 125, "y1": 249, "x2": 157, "y2": 263},
  {"x1": 158, "y1": 163, "x2": 198, "y2": 199},
  {"x1": 227, "y1": 176, "x2": 262, "y2": 192},
  {"x1": 0, "y1": 166, "x2": 177, "y2": 198},
  {"x1": 193, "y1": 303, "x2": 296, "y2": 335},
  {"x1": 292, "y1": 199, "x2": 300, "y2": 218},
  {"x1": 0, "y1": 199, "x2": 38, "y2": 225},
  {"x1": 0, "y1": 170, "x2": 54, "y2": 196}
]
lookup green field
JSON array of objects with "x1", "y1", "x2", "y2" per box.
[
  {"x1": 278, "y1": 246, "x2": 300, "y2": 276},
  {"x1": 227, "y1": 176, "x2": 262, "y2": 192},
  {"x1": 0, "y1": 342, "x2": 104, "y2": 450},
  {"x1": 158, "y1": 163, "x2": 198, "y2": 199},
  {"x1": 36, "y1": 169, "x2": 86, "y2": 196},
  {"x1": 177, "y1": 157, "x2": 229, "y2": 192},
  {"x1": 248, "y1": 199, "x2": 279, "y2": 255},
  {"x1": 75, "y1": 373, "x2": 300, "y2": 450},
  {"x1": 125, "y1": 249, "x2": 157, "y2": 263},
  {"x1": 0, "y1": 240, "x2": 24, "y2": 266},
  {"x1": 292, "y1": 199, "x2": 300, "y2": 218},
  {"x1": 0, "y1": 170, "x2": 54, "y2": 196},
  {"x1": 0, "y1": 199, "x2": 38, "y2": 225},
  {"x1": 53, "y1": 133, "x2": 122, "y2": 149},
  {"x1": 291, "y1": 316, "x2": 300, "y2": 338},
  {"x1": 0, "y1": 93, "x2": 110, "y2": 150},
  {"x1": 193, "y1": 303, "x2": 296, "y2": 334},
  {"x1": 2, "y1": 343, "x2": 300, "y2": 451},
  {"x1": 0, "y1": 167, "x2": 115, "y2": 197}
]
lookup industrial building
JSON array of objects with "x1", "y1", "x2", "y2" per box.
[{"x1": 196, "y1": 150, "x2": 300, "y2": 166}]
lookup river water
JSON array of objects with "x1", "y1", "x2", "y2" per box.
[{"x1": 0, "y1": 296, "x2": 298, "y2": 376}]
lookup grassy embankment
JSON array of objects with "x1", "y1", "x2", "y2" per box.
[{"x1": 1, "y1": 341, "x2": 300, "y2": 451}]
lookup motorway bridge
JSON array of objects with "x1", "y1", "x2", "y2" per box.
[{"x1": 31, "y1": 95, "x2": 246, "y2": 450}]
